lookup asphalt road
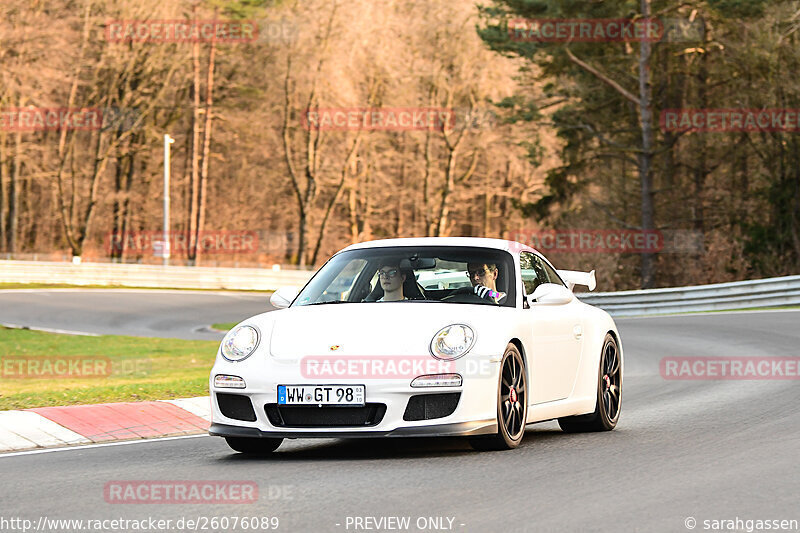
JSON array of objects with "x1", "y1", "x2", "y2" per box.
[
  {"x1": 0, "y1": 289, "x2": 271, "y2": 339},
  {"x1": 0, "y1": 292, "x2": 798, "y2": 532}
]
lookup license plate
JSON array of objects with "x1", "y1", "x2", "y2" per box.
[{"x1": 278, "y1": 384, "x2": 365, "y2": 406}]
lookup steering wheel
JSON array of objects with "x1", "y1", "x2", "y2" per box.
[{"x1": 441, "y1": 286, "x2": 490, "y2": 304}]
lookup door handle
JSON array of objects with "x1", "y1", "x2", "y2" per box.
[{"x1": 573, "y1": 325, "x2": 582, "y2": 340}]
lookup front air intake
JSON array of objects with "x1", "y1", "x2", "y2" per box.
[
  {"x1": 403, "y1": 393, "x2": 461, "y2": 421},
  {"x1": 216, "y1": 393, "x2": 257, "y2": 422},
  {"x1": 264, "y1": 404, "x2": 386, "y2": 428}
]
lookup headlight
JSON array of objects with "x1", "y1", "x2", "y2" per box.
[
  {"x1": 221, "y1": 325, "x2": 260, "y2": 362},
  {"x1": 430, "y1": 324, "x2": 475, "y2": 360}
]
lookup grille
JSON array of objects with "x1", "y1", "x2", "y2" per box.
[
  {"x1": 216, "y1": 393, "x2": 257, "y2": 422},
  {"x1": 264, "y1": 403, "x2": 386, "y2": 428},
  {"x1": 403, "y1": 393, "x2": 461, "y2": 421}
]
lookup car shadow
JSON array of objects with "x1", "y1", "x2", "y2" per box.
[{"x1": 214, "y1": 425, "x2": 570, "y2": 462}]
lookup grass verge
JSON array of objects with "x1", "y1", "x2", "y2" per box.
[
  {"x1": 211, "y1": 322, "x2": 237, "y2": 332},
  {"x1": 0, "y1": 327, "x2": 219, "y2": 410}
]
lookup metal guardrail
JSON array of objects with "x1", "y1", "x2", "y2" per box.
[
  {"x1": 0, "y1": 260, "x2": 314, "y2": 291},
  {"x1": 577, "y1": 274, "x2": 800, "y2": 316},
  {"x1": 1, "y1": 260, "x2": 798, "y2": 316}
]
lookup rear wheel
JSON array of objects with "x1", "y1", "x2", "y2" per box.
[
  {"x1": 469, "y1": 343, "x2": 527, "y2": 451},
  {"x1": 224, "y1": 437, "x2": 283, "y2": 454},
  {"x1": 558, "y1": 333, "x2": 621, "y2": 433}
]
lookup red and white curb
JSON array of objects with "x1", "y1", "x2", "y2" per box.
[{"x1": 0, "y1": 396, "x2": 211, "y2": 452}]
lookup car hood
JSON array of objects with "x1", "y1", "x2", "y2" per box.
[{"x1": 267, "y1": 302, "x2": 510, "y2": 359}]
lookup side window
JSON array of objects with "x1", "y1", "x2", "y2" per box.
[
  {"x1": 535, "y1": 256, "x2": 565, "y2": 287},
  {"x1": 520, "y1": 252, "x2": 541, "y2": 295}
]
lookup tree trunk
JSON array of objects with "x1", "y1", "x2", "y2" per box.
[
  {"x1": 282, "y1": 3, "x2": 338, "y2": 266},
  {"x1": 483, "y1": 170, "x2": 491, "y2": 237},
  {"x1": 53, "y1": 1, "x2": 91, "y2": 258},
  {"x1": 792, "y1": 135, "x2": 800, "y2": 269},
  {"x1": 8, "y1": 130, "x2": 21, "y2": 253},
  {"x1": 422, "y1": 118, "x2": 434, "y2": 236},
  {"x1": 123, "y1": 146, "x2": 135, "y2": 256},
  {"x1": 348, "y1": 186, "x2": 359, "y2": 243},
  {"x1": 111, "y1": 153, "x2": 126, "y2": 260},
  {"x1": 73, "y1": 119, "x2": 110, "y2": 257},
  {"x1": 435, "y1": 146, "x2": 478, "y2": 237},
  {"x1": 435, "y1": 147, "x2": 459, "y2": 237},
  {"x1": 281, "y1": 54, "x2": 308, "y2": 264},
  {"x1": 22, "y1": 172, "x2": 34, "y2": 250},
  {"x1": 638, "y1": 0, "x2": 656, "y2": 289},
  {"x1": 692, "y1": 19, "x2": 709, "y2": 270},
  {"x1": 498, "y1": 160, "x2": 511, "y2": 239},
  {"x1": 297, "y1": 208, "x2": 307, "y2": 265},
  {"x1": 361, "y1": 164, "x2": 372, "y2": 241},
  {"x1": 310, "y1": 135, "x2": 361, "y2": 264},
  {"x1": 0, "y1": 132, "x2": 5, "y2": 252},
  {"x1": 196, "y1": 27, "x2": 217, "y2": 266},
  {"x1": 396, "y1": 132, "x2": 406, "y2": 236},
  {"x1": 188, "y1": 9, "x2": 202, "y2": 263}
]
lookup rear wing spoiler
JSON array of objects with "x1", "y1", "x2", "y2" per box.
[{"x1": 557, "y1": 269, "x2": 596, "y2": 292}]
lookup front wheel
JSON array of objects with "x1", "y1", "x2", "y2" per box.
[
  {"x1": 224, "y1": 436, "x2": 283, "y2": 454},
  {"x1": 558, "y1": 333, "x2": 621, "y2": 433},
  {"x1": 469, "y1": 343, "x2": 527, "y2": 451}
]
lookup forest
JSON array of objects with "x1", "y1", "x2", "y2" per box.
[{"x1": 1, "y1": 0, "x2": 798, "y2": 289}]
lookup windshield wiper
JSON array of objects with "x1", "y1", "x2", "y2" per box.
[{"x1": 304, "y1": 300, "x2": 351, "y2": 306}]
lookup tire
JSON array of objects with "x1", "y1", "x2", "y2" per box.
[
  {"x1": 224, "y1": 436, "x2": 283, "y2": 454},
  {"x1": 558, "y1": 333, "x2": 621, "y2": 433},
  {"x1": 469, "y1": 343, "x2": 527, "y2": 451}
]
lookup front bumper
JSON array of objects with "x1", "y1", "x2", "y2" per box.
[
  {"x1": 209, "y1": 354, "x2": 501, "y2": 438},
  {"x1": 209, "y1": 419, "x2": 497, "y2": 439}
]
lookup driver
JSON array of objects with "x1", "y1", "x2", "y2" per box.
[
  {"x1": 467, "y1": 262, "x2": 506, "y2": 304},
  {"x1": 377, "y1": 263, "x2": 407, "y2": 301}
]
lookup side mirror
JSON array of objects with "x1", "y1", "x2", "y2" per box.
[
  {"x1": 270, "y1": 286, "x2": 299, "y2": 309},
  {"x1": 528, "y1": 283, "x2": 574, "y2": 306}
]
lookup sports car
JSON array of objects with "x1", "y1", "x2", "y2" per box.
[{"x1": 209, "y1": 237, "x2": 622, "y2": 452}]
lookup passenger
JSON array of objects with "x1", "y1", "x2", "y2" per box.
[
  {"x1": 377, "y1": 263, "x2": 407, "y2": 301},
  {"x1": 467, "y1": 262, "x2": 506, "y2": 303}
]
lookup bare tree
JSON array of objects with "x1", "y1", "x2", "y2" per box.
[
  {"x1": 281, "y1": 1, "x2": 339, "y2": 266},
  {"x1": 187, "y1": 5, "x2": 202, "y2": 264}
]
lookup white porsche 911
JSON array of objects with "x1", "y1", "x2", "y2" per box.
[{"x1": 209, "y1": 237, "x2": 622, "y2": 452}]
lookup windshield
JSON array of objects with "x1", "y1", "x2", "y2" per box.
[{"x1": 293, "y1": 246, "x2": 516, "y2": 307}]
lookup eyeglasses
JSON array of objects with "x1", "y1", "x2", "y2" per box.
[
  {"x1": 378, "y1": 269, "x2": 399, "y2": 279},
  {"x1": 467, "y1": 267, "x2": 492, "y2": 278}
]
